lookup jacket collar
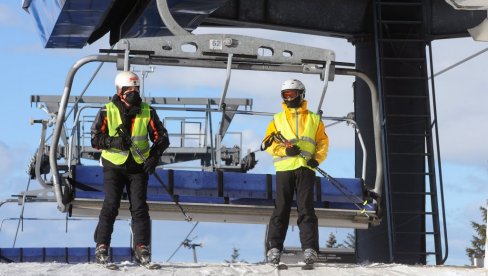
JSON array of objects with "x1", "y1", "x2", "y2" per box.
[
  {"x1": 281, "y1": 99, "x2": 309, "y2": 114},
  {"x1": 112, "y1": 94, "x2": 141, "y2": 116}
]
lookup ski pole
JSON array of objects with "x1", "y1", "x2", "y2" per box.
[
  {"x1": 273, "y1": 131, "x2": 370, "y2": 212},
  {"x1": 271, "y1": 131, "x2": 371, "y2": 215},
  {"x1": 272, "y1": 131, "x2": 368, "y2": 207},
  {"x1": 247, "y1": 133, "x2": 277, "y2": 154},
  {"x1": 116, "y1": 125, "x2": 192, "y2": 222}
]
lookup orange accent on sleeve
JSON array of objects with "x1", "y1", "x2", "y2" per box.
[
  {"x1": 101, "y1": 116, "x2": 108, "y2": 134},
  {"x1": 149, "y1": 119, "x2": 159, "y2": 141}
]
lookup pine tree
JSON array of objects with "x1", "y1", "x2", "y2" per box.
[
  {"x1": 342, "y1": 232, "x2": 356, "y2": 249},
  {"x1": 465, "y1": 205, "x2": 486, "y2": 258},
  {"x1": 225, "y1": 246, "x2": 246, "y2": 263},
  {"x1": 326, "y1": 232, "x2": 339, "y2": 248}
]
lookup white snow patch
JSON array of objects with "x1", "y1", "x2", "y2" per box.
[{"x1": 0, "y1": 262, "x2": 485, "y2": 276}]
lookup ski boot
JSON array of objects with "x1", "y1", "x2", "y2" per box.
[
  {"x1": 303, "y1": 248, "x2": 318, "y2": 265},
  {"x1": 135, "y1": 244, "x2": 151, "y2": 265},
  {"x1": 266, "y1": 248, "x2": 281, "y2": 265},
  {"x1": 95, "y1": 244, "x2": 110, "y2": 264}
]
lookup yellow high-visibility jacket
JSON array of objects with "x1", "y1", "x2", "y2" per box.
[
  {"x1": 101, "y1": 102, "x2": 151, "y2": 165},
  {"x1": 264, "y1": 100, "x2": 329, "y2": 171}
]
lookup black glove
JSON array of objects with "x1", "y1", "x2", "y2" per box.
[
  {"x1": 307, "y1": 158, "x2": 319, "y2": 168},
  {"x1": 285, "y1": 145, "x2": 301, "y2": 156},
  {"x1": 161, "y1": 134, "x2": 170, "y2": 152},
  {"x1": 150, "y1": 134, "x2": 170, "y2": 155},
  {"x1": 143, "y1": 155, "x2": 160, "y2": 174},
  {"x1": 109, "y1": 136, "x2": 132, "y2": 150}
]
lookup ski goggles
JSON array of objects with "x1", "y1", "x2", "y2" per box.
[
  {"x1": 281, "y1": 90, "x2": 300, "y2": 101},
  {"x1": 122, "y1": 86, "x2": 140, "y2": 95}
]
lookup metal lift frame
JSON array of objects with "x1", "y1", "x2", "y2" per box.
[{"x1": 41, "y1": 33, "x2": 382, "y2": 225}]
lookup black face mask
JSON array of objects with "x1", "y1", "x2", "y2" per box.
[
  {"x1": 124, "y1": 92, "x2": 142, "y2": 106},
  {"x1": 285, "y1": 97, "x2": 302, "y2": 108}
]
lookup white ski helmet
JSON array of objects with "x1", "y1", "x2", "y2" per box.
[
  {"x1": 115, "y1": 71, "x2": 140, "y2": 89},
  {"x1": 281, "y1": 79, "x2": 305, "y2": 93},
  {"x1": 281, "y1": 79, "x2": 305, "y2": 103}
]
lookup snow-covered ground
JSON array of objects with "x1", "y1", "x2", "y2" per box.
[{"x1": 0, "y1": 262, "x2": 485, "y2": 276}]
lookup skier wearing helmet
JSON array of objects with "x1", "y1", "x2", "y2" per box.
[
  {"x1": 90, "y1": 71, "x2": 170, "y2": 266},
  {"x1": 264, "y1": 79, "x2": 329, "y2": 266}
]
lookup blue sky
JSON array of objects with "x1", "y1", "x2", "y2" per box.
[{"x1": 0, "y1": 2, "x2": 487, "y2": 266}]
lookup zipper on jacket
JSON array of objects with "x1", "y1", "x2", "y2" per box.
[{"x1": 295, "y1": 108, "x2": 299, "y2": 140}]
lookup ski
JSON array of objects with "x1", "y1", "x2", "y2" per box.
[
  {"x1": 268, "y1": 263, "x2": 288, "y2": 270},
  {"x1": 276, "y1": 263, "x2": 288, "y2": 270},
  {"x1": 301, "y1": 263, "x2": 314, "y2": 270},
  {"x1": 135, "y1": 253, "x2": 161, "y2": 270},
  {"x1": 139, "y1": 262, "x2": 162, "y2": 270},
  {"x1": 97, "y1": 262, "x2": 119, "y2": 270}
]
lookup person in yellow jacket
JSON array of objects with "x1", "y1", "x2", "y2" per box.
[
  {"x1": 90, "y1": 71, "x2": 169, "y2": 265},
  {"x1": 264, "y1": 79, "x2": 329, "y2": 266}
]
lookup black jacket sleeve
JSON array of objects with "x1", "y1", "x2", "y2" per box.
[
  {"x1": 148, "y1": 107, "x2": 170, "y2": 157},
  {"x1": 90, "y1": 107, "x2": 111, "y2": 149}
]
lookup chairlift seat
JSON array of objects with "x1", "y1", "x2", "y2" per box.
[
  {"x1": 72, "y1": 165, "x2": 365, "y2": 205},
  {"x1": 68, "y1": 165, "x2": 377, "y2": 229}
]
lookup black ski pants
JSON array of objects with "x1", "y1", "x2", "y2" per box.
[
  {"x1": 266, "y1": 167, "x2": 319, "y2": 252},
  {"x1": 94, "y1": 166, "x2": 150, "y2": 246}
]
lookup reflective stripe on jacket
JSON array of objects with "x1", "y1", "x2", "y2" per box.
[
  {"x1": 101, "y1": 102, "x2": 151, "y2": 165},
  {"x1": 272, "y1": 107, "x2": 321, "y2": 171}
]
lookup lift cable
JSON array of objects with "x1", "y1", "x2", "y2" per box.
[
  {"x1": 166, "y1": 221, "x2": 200, "y2": 262},
  {"x1": 430, "y1": 47, "x2": 488, "y2": 79}
]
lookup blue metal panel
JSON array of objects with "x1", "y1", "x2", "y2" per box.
[
  {"x1": 0, "y1": 247, "x2": 133, "y2": 263},
  {"x1": 25, "y1": 0, "x2": 64, "y2": 47},
  {"x1": 72, "y1": 166, "x2": 366, "y2": 209},
  {"x1": 320, "y1": 177, "x2": 363, "y2": 203},
  {"x1": 111, "y1": 247, "x2": 132, "y2": 262},
  {"x1": 148, "y1": 169, "x2": 170, "y2": 195},
  {"x1": 173, "y1": 170, "x2": 218, "y2": 197},
  {"x1": 0, "y1": 248, "x2": 21, "y2": 262},
  {"x1": 223, "y1": 172, "x2": 269, "y2": 199},
  {"x1": 67, "y1": 247, "x2": 91, "y2": 263},
  {"x1": 25, "y1": 0, "x2": 228, "y2": 48},
  {"x1": 22, "y1": 248, "x2": 44, "y2": 262},
  {"x1": 147, "y1": 194, "x2": 174, "y2": 202},
  {"x1": 75, "y1": 191, "x2": 105, "y2": 199},
  {"x1": 44, "y1": 247, "x2": 67, "y2": 262},
  {"x1": 74, "y1": 165, "x2": 103, "y2": 191},
  {"x1": 26, "y1": 0, "x2": 114, "y2": 48}
]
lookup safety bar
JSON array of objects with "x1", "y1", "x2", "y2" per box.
[
  {"x1": 219, "y1": 53, "x2": 233, "y2": 108},
  {"x1": 316, "y1": 60, "x2": 333, "y2": 114},
  {"x1": 50, "y1": 55, "x2": 118, "y2": 212},
  {"x1": 335, "y1": 68, "x2": 383, "y2": 198},
  {"x1": 156, "y1": 0, "x2": 191, "y2": 36},
  {"x1": 28, "y1": 119, "x2": 50, "y2": 189}
]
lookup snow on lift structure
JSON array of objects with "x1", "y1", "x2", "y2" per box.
[{"x1": 8, "y1": 0, "x2": 384, "y2": 230}]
